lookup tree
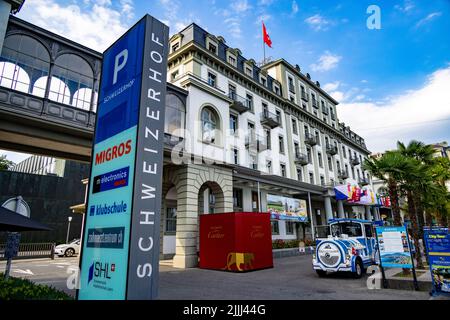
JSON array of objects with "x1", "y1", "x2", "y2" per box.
[
  {"x1": 363, "y1": 151, "x2": 414, "y2": 226},
  {"x1": 0, "y1": 155, "x2": 14, "y2": 171}
]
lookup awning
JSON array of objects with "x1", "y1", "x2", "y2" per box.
[{"x1": 0, "y1": 206, "x2": 52, "y2": 232}]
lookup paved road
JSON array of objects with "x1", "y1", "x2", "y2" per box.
[{"x1": 0, "y1": 255, "x2": 432, "y2": 300}]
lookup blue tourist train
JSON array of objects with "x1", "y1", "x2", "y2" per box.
[{"x1": 312, "y1": 218, "x2": 378, "y2": 278}]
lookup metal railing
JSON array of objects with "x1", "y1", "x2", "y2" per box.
[
  {"x1": 261, "y1": 110, "x2": 281, "y2": 127},
  {"x1": 229, "y1": 92, "x2": 251, "y2": 113},
  {"x1": 0, "y1": 242, "x2": 55, "y2": 260},
  {"x1": 338, "y1": 169, "x2": 349, "y2": 180},
  {"x1": 326, "y1": 144, "x2": 338, "y2": 155},
  {"x1": 294, "y1": 152, "x2": 309, "y2": 165},
  {"x1": 350, "y1": 157, "x2": 361, "y2": 166},
  {"x1": 304, "y1": 132, "x2": 318, "y2": 146}
]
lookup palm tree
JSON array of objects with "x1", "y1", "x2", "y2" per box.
[{"x1": 363, "y1": 151, "x2": 414, "y2": 226}]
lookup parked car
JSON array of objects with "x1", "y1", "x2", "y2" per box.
[
  {"x1": 55, "y1": 239, "x2": 80, "y2": 257},
  {"x1": 312, "y1": 219, "x2": 378, "y2": 278}
]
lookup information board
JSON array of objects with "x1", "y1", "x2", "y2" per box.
[
  {"x1": 77, "y1": 15, "x2": 168, "y2": 300},
  {"x1": 375, "y1": 226, "x2": 413, "y2": 269},
  {"x1": 423, "y1": 227, "x2": 450, "y2": 295}
]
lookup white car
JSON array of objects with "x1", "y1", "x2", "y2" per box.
[{"x1": 55, "y1": 239, "x2": 80, "y2": 257}]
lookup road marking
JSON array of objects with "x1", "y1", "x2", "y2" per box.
[
  {"x1": 35, "y1": 264, "x2": 50, "y2": 267},
  {"x1": 13, "y1": 269, "x2": 34, "y2": 275}
]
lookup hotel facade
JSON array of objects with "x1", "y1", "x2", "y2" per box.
[{"x1": 162, "y1": 24, "x2": 379, "y2": 268}]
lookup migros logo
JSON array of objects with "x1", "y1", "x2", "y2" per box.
[{"x1": 95, "y1": 140, "x2": 132, "y2": 165}]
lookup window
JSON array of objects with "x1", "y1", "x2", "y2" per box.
[
  {"x1": 165, "y1": 93, "x2": 186, "y2": 137},
  {"x1": 320, "y1": 175, "x2": 325, "y2": 186},
  {"x1": 304, "y1": 125, "x2": 309, "y2": 136},
  {"x1": 232, "y1": 148, "x2": 239, "y2": 165},
  {"x1": 171, "y1": 42, "x2": 180, "y2": 52},
  {"x1": 274, "y1": 85, "x2": 280, "y2": 95},
  {"x1": 330, "y1": 222, "x2": 363, "y2": 237},
  {"x1": 260, "y1": 76, "x2": 267, "y2": 86},
  {"x1": 250, "y1": 154, "x2": 257, "y2": 170},
  {"x1": 229, "y1": 83, "x2": 236, "y2": 98},
  {"x1": 342, "y1": 146, "x2": 347, "y2": 158},
  {"x1": 265, "y1": 129, "x2": 271, "y2": 149},
  {"x1": 207, "y1": 72, "x2": 216, "y2": 87},
  {"x1": 318, "y1": 152, "x2": 323, "y2": 168},
  {"x1": 201, "y1": 107, "x2": 218, "y2": 143},
  {"x1": 351, "y1": 166, "x2": 355, "y2": 179},
  {"x1": 360, "y1": 155, "x2": 363, "y2": 164},
  {"x1": 245, "y1": 67, "x2": 253, "y2": 76},
  {"x1": 336, "y1": 160, "x2": 340, "y2": 171},
  {"x1": 290, "y1": 95, "x2": 295, "y2": 102},
  {"x1": 302, "y1": 103, "x2": 307, "y2": 110},
  {"x1": 266, "y1": 160, "x2": 272, "y2": 173},
  {"x1": 345, "y1": 164, "x2": 349, "y2": 174},
  {"x1": 307, "y1": 147, "x2": 312, "y2": 163},
  {"x1": 246, "y1": 94, "x2": 254, "y2": 111},
  {"x1": 357, "y1": 169, "x2": 361, "y2": 179},
  {"x1": 315, "y1": 131, "x2": 320, "y2": 145},
  {"x1": 233, "y1": 189, "x2": 243, "y2": 209},
  {"x1": 288, "y1": 77, "x2": 295, "y2": 93},
  {"x1": 276, "y1": 109, "x2": 282, "y2": 124},
  {"x1": 280, "y1": 163, "x2": 286, "y2": 177},
  {"x1": 297, "y1": 168, "x2": 302, "y2": 181},
  {"x1": 208, "y1": 43, "x2": 217, "y2": 54},
  {"x1": 294, "y1": 142, "x2": 300, "y2": 156},
  {"x1": 271, "y1": 221, "x2": 279, "y2": 235},
  {"x1": 229, "y1": 113, "x2": 238, "y2": 134},
  {"x1": 286, "y1": 222, "x2": 295, "y2": 235},
  {"x1": 292, "y1": 118, "x2": 298, "y2": 135},
  {"x1": 328, "y1": 156, "x2": 332, "y2": 171},
  {"x1": 171, "y1": 70, "x2": 179, "y2": 81},
  {"x1": 279, "y1": 136, "x2": 285, "y2": 154},
  {"x1": 309, "y1": 172, "x2": 314, "y2": 184},
  {"x1": 364, "y1": 224, "x2": 373, "y2": 238},
  {"x1": 228, "y1": 55, "x2": 236, "y2": 65},
  {"x1": 165, "y1": 208, "x2": 177, "y2": 233}
]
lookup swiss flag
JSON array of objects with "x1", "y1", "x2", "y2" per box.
[{"x1": 262, "y1": 22, "x2": 272, "y2": 48}]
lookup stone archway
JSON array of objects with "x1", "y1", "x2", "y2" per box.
[{"x1": 162, "y1": 163, "x2": 233, "y2": 268}]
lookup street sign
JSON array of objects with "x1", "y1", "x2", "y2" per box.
[
  {"x1": 423, "y1": 227, "x2": 450, "y2": 296},
  {"x1": 77, "y1": 14, "x2": 168, "y2": 300},
  {"x1": 5, "y1": 232, "x2": 21, "y2": 259}
]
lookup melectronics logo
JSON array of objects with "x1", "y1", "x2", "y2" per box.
[
  {"x1": 95, "y1": 140, "x2": 132, "y2": 165},
  {"x1": 93, "y1": 167, "x2": 129, "y2": 194}
]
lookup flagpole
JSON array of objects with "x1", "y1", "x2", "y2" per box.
[{"x1": 262, "y1": 21, "x2": 265, "y2": 64}]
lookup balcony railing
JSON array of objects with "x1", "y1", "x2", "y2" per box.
[
  {"x1": 301, "y1": 91, "x2": 308, "y2": 101},
  {"x1": 350, "y1": 157, "x2": 361, "y2": 166},
  {"x1": 326, "y1": 144, "x2": 338, "y2": 155},
  {"x1": 294, "y1": 152, "x2": 309, "y2": 166},
  {"x1": 338, "y1": 169, "x2": 349, "y2": 180},
  {"x1": 229, "y1": 92, "x2": 251, "y2": 114},
  {"x1": 304, "y1": 132, "x2": 318, "y2": 146},
  {"x1": 245, "y1": 134, "x2": 268, "y2": 152},
  {"x1": 359, "y1": 177, "x2": 370, "y2": 186},
  {"x1": 261, "y1": 110, "x2": 281, "y2": 129}
]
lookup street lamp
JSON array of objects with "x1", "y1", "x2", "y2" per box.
[{"x1": 66, "y1": 216, "x2": 72, "y2": 244}]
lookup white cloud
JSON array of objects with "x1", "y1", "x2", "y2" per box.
[
  {"x1": 416, "y1": 12, "x2": 442, "y2": 28},
  {"x1": 231, "y1": 0, "x2": 251, "y2": 13},
  {"x1": 338, "y1": 65, "x2": 450, "y2": 153},
  {"x1": 17, "y1": 0, "x2": 135, "y2": 52},
  {"x1": 394, "y1": 0, "x2": 415, "y2": 13},
  {"x1": 255, "y1": 14, "x2": 272, "y2": 25},
  {"x1": 225, "y1": 17, "x2": 242, "y2": 39},
  {"x1": 323, "y1": 81, "x2": 340, "y2": 92},
  {"x1": 310, "y1": 51, "x2": 342, "y2": 72},
  {"x1": 291, "y1": 1, "x2": 299, "y2": 15},
  {"x1": 304, "y1": 14, "x2": 330, "y2": 31}
]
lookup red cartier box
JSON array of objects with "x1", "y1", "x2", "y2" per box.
[{"x1": 199, "y1": 212, "x2": 274, "y2": 272}]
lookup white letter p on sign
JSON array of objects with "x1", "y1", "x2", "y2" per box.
[{"x1": 113, "y1": 49, "x2": 128, "y2": 85}]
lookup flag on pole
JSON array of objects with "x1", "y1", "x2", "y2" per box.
[{"x1": 262, "y1": 21, "x2": 272, "y2": 48}]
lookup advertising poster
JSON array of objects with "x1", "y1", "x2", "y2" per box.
[
  {"x1": 267, "y1": 194, "x2": 308, "y2": 222},
  {"x1": 375, "y1": 226, "x2": 413, "y2": 269},
  {"x1": 423, "y1": 227, "x2": 450, "y2": 295}
]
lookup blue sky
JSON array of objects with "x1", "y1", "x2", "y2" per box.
[{"x1": 2, "y1": 0, "x2": 449, "y2": 163}]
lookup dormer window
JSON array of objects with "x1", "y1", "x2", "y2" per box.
[
  {"x1": 260, "y1": 75, "x2": 267, "y2": 87},
  {"x1": 171, "y1": 42, "x2": 180, "y2": 53},
  {"x1": 228, "y1": 56, "x2": 236, "y2": 65},
  {"x1": 208, "y1": 43, "x2": 217, "y2": 53},
  {"x1": 246, "y1": 67, "x2": 252, "y2": 76},
  {"x1": 274, "y1": 85, "x2": 280, "y2": 95},
  {"x1": 226, "y1": 50, "x2": 237, "y2": 67}
]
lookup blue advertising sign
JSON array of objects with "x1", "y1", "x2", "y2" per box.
[
  {"x1": 375, "y1": 226, "x2": 413, "y2": 269},
  {"x1": 423, "y1": 227, "x2": 450, "y2": 295},
  {"x1": 77, "y1": 15, "x2": 168, "y2": 300}
]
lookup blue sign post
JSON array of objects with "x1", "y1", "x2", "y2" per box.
[
  {"x1": 423, "y1": 227, "x2": 450, "y2": 296},
  {"x1": 77, "y1": 15, "x2": 168, "y2": 300}
]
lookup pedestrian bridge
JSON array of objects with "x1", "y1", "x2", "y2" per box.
[{"x1": 0, "y1": 16, "x2": 186, "y2": 162}]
